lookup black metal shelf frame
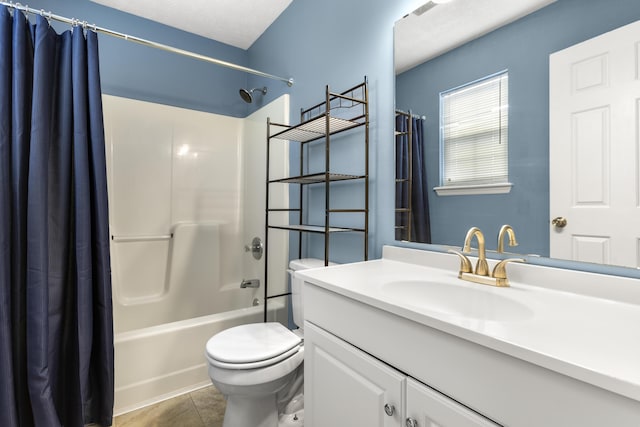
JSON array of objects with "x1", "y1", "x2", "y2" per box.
[
  {"x1": 395, "y1": 109, "x2": 414, "y2": 242},
  {"x1": 263, "y1": 78, "x2": 370, "y2": 321}
]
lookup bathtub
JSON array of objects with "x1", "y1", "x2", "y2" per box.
[
  {"x1": 110, "y1": 222, "x2": 287, "y2": 414},
  {"x1": 113, "y1": 301, "x2": 286, "y2": 415}
]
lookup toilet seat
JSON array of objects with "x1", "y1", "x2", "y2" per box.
[
  {"x1": 206, "y1": 322, "x2": 302, "y2": 370},
  {"x1": 207, "y1": 344, "x2": 302, "y2": 370}
]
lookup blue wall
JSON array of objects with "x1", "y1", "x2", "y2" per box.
[
  {"x1": 23, "y1": 0, "x2": 253, "y2": 117},
  {"x1": 396, "y1": 0, "x2": 640, "y2": 256},
  {"x1": 248, "y1": 0, "x2": 418, "y2": 262}
]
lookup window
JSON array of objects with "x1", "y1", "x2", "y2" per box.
[{"x1": 435, "y1": 71, "x2": 511, "y2": 196}]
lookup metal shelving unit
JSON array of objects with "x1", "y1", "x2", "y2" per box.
[
  {"x1": 395, "y1": 109, "x2": 414, "y2": 242},
  {"x1": 263, "y1": 78, "x2": 369, "y2": 320}
]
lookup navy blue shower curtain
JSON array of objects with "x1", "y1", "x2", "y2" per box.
[
  {"x1": 395, "y1": 114, "x2": 431, "y2": 243},
  {"x1": 0, "y1": 6, "x2": 114, "y2": 427}
]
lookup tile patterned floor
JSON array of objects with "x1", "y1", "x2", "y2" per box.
[{"x1": 114, "y1": 386, "x2": 226, "y2": 427}]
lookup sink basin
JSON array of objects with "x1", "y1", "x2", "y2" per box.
[{"x1": 381, "y1": 280, "x2": 534, "y2": 321}]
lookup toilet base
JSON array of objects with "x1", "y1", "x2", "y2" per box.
[
  {"x1": 221, "y1": 394, "x2": 306, "y2": 427},
  {"x1": 278, "y1": 408, "x2": 304, "y2": 426},
  {"x1": 223, "y1": 393, "x2": 278, "y2": 427}
]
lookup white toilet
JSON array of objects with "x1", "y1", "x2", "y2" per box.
[{"x1": 205, "y1": 258, "x2": 329, "y2": 427}]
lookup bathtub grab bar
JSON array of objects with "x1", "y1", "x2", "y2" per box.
[{"x1": 111, "y1": 234, "x2": 173, "y2": 242}]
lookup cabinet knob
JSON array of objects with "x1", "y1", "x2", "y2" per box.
[
  {"x1": 406, "y1": 418, "x2": 418, "y2": 427},
  {"x1": 384, "y1": 403, "x2": 395, "y2": 416}
]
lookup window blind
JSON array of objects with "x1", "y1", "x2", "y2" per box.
[{"x1": 441, "y1": 72, "x2": 508, "y2": 186}]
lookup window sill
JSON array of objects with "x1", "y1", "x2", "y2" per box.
[{"x1": 433, "y1": 182, "x2": 513, "y2": 196}]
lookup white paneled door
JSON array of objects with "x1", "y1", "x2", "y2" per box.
[{"x1": 549, "y1": 20, "x2": 640, "y2": 268}]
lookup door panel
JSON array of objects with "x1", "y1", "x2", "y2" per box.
[{"x1": 550, "y1": 20, "x2": 640, "y2": 268}]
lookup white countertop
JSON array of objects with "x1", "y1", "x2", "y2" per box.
[{"x1": 297, "y1": 246, "x2": 640, "y2": 402}]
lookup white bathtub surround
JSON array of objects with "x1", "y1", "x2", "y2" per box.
[
  {"x1": 112, "y1": 222, "x2": 231, "y2": 330},
  {"x1": 299, "y1": 245, "x2": 640, "y2": 426},
  {"x1": 103, "y1": 95, "x2": 290, "y2": 414}
]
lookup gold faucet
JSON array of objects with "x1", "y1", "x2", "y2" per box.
[
  {"x1": 448, "y1": 226, "x2": 525, "y2": 287},
  {"x1": 497, "y1": 224, "x2": 518, "y2": 253},
  {"x1": 462, "y1": 226, "x2": 489, "y2": 276}
]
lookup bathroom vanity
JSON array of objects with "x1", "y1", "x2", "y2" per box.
[{"x1": 299, "y1": 246, "x2": 640, "y2": 427}]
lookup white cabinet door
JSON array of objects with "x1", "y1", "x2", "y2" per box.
[
  {"x1": 406, "y1": 378, "x2": 499, "y2": 427},
  {"x1": 304, "y1": 322, "x2": 405, "y2": 427}
]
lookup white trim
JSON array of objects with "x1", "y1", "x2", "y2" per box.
[{"x1": 433, "y1": 182, "x2": 513, "y2": 196}]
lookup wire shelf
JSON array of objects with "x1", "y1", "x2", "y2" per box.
[
  {"x1": 267, "y1": 224, "x2": 361, "y2": 233},
  {"x1": 270, "y1": 116, "x2": 363, "y2": 142},
  {"x1": 270, "y1": 172, "x2": 364, "y2": 185}
]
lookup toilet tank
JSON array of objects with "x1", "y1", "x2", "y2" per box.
[{"x1": 289, "y1": 258, "x2": 336, "y2": 330}]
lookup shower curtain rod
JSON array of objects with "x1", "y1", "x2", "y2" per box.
[
  {"x1": 0, "y1": 1, "x2": 295, "y2": 87},
  {"x1": 396, "y1": 109, "x2": 426, "y2": 120}
]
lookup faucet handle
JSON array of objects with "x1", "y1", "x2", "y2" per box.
[
  {"x1": 492, "y1": 258, "x2": 525, "y2": 280},
  {"x1": 447, "y1": 249, "x2": 473, "y2": 274},
  {"x1": 474, "y1": 258, "x2": 490, "y2": 277}
]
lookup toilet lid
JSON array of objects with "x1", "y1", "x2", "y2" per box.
[{"x1": 206, "y1": 322, "x2": 302, "y2": 364}]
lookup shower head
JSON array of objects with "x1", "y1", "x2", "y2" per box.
[{"x1": 239, "y1": 87, "x2": 267, "y2": 103}]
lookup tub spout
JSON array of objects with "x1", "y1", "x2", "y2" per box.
[{"x1": 240, "y1": 279, "x2": 260, "y2": 289}]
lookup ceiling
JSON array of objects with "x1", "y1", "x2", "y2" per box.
[
  {"x1": 91, "y1": 0, "x2": 554, "y2": 69},
  {"x1": 90, "y1": 0, "x2": 293, "y2": 50},
  {"x1": 395, "y1": 0, "x2": 556, "y2": 74}
]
